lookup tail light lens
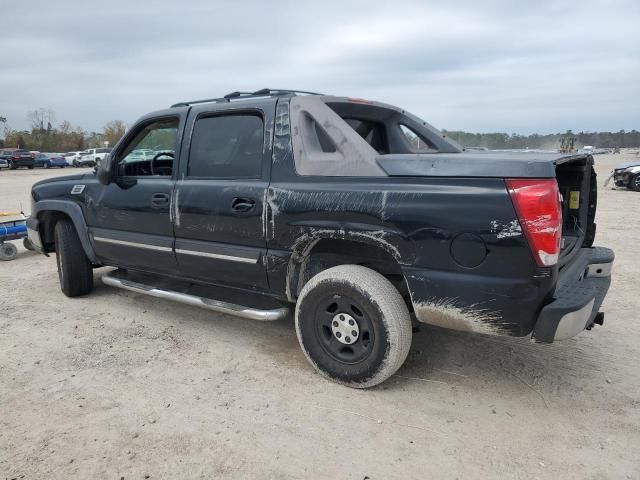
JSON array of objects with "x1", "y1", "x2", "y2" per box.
[{"x1": 506, "y1": 179, "x2": 562, "y2": 267}]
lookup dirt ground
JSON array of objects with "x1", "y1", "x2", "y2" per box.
[{"x1": 1, "y1": 154, "x2": 639, "y2": 479}]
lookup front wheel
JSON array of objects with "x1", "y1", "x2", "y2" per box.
[
  {"x1": 54, "y1": 219, "x2": 93, "y2": 297},
  {"x1": 9, "y1": 161, "x2": 16, "y2": 170},
  {"x1": 630, "y1": 174, "x2": 640, "y2": 192},
  {"x1": 295, "y1": 265, "x2": 412, "y2": 388}
]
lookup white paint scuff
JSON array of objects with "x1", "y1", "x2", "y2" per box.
[
  {"x1": 490, "y1": 219, "x2": 522, "y2": 239},
  {"x1": 413, "y1": 297, "x2": 507, "y2": 335}
]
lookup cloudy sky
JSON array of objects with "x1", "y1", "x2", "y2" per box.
[{"x1": 1, "y1": 0, "x2": 639, "y2": 134}]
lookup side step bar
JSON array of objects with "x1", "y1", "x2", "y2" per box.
[{"x1": 102, "y1": 271, "x2": 289, "y2": 321}]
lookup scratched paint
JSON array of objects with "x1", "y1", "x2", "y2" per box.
[{"x1": 490, "y1": 219, "x2": 522, "y2": 238}]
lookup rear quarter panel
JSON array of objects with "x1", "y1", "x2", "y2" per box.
[{"x1": 267, "y1": 97, "x2": 555, "y2": 336}]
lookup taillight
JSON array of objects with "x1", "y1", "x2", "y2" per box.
[{"x1": 506, "y1": 179, "x2": 562, "y2": 267}]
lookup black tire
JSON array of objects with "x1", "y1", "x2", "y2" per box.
[
  {"x1": 23, "y1": 237, "x2": 35, "y2": 251},
  {"x1": 9, "y1": 161, "x2": 16, "y2": 170},
  {"x1": 0, "y1": 242, "x2": 18, "y2": 261},
  {"x1": 27, "y1": 165, "x2": 34, "y2": 169},
  {"x1": 295, "y1": 265, "x2": 412, "y2": 388},
  {"x1": 54, "y1": 219, "x2": 93, "y2": 297},
  {"x1": 630, "y1": 174, "x2": 640, "y2": 192}
]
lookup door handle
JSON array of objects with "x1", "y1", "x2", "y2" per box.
[
  {"x1": 151, "y1": 193, "x2": 170, "y2": 208},
  {"x1": 231, "y1": 197, "x2": 256, "y2": 213}
]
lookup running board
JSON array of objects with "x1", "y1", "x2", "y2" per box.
[{"x1": 102, "y1": 271, "x2": 289, "y2": 321}]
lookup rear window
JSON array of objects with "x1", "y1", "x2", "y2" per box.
[
  {"x1": 96, "y1": 148, "x2": 111, "y2": 153},
  {"x1": 188, "y1": 114, "x2": 263, "y2": 178}
]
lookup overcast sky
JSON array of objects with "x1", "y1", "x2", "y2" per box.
[{"x1": 1, "y1": 0, "x2": 639, "y2": 134}]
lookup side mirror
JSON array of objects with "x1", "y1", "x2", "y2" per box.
[{"x1": 96, "y1": 153, "x2": 113, "y2": 185}]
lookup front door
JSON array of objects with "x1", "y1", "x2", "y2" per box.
[
  {"x1": 86, "y1": 114, "x2": 183, "y2": 273},
  {"x1": 173, "y1": 101, "x2": 274, "y2": 290}
]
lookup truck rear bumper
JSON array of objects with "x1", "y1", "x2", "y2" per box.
[{"x1": 532, "y1": 246, "x2": 614, "y2": 343}]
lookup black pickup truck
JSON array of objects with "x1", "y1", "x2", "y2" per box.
[{"x1": 27, "y1": 89, "x2": 614, "y2": 388}]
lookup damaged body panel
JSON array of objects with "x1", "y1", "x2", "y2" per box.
[{"x1": 29, "y1": 89, "x2": 613, "y2": 347}]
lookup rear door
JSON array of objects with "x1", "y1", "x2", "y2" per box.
[{"x1": 173, "y1": 99, "x2": 275, "y2": 290}]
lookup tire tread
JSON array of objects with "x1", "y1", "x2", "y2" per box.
[
  {"x1": 55, "y1": 219, "x2": 93, "y2": 297},
  {"x1": 295, "y1": 265, "x2": 412, "y2": 388}
]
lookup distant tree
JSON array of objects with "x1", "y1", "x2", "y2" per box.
[
  {"x1": 27, "y1": 108, "x2": 55, "y2": 132},
  {"x1": 443, "y1": 129, "x2": 640, "y2": 149},
  {"x1": 103, "y1": 120, "x2": 127, "y2": 147}
]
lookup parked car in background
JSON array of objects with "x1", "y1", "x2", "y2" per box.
[
  {"x1": 64, "y1": 151, "x2": 84, "y2": 166},
  {"x1": 78, "y1": 148, "x2": 111, "y2": 167},
  {"x1": 605, "y1": 161, "x2": 640, "y2": 191},
  {"x1": 34, "y1": 153, "x2": 67, "y2": 169},
  {"x1": 122, "y1": 148, "x2": 156, "y2": 163},
  {"x1": 0, "y1": 148, "x2": 35, "y2": 169},
  {"x1": 0, "y1": 158, "x2": 8, "y2": 169},
  {"x1": 72, "y1": 151, "x2": 97, "y2": 168}
]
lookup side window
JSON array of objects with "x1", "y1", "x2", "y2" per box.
[
  {"x1": 188, "y1": 114, "x2": 263, "y2": 178},
  {"x1": 399, "y1": 124, "x2": 435, "y2": 152},
  {"x1": 116, "y1": 118, "x2": 178, "y2": 177}
]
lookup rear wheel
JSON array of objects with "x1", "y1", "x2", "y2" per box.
[
  {"x1": 54, "y1": 219, "x2": 93, "y2": 297},
  {"x1": 295, "y1": 265, "x2": 412, "y2": 388},
  {"x1": 0, "y1": 242, "x2": 18, "y2": 261}
]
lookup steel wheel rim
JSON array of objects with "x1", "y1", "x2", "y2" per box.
[{"x1": 314, "y1": 294, "x2": 375, "y2": 364}]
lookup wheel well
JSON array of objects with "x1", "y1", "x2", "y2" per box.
[
  {"x1": 39, "y1": 211, "x2": 71, "y2": 252},
  {"x1": 289, "y1": 238, "x2": 408, "y2": 300}
]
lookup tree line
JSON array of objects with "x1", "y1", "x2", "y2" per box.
[
  {"x1": 2, "y1": 108, "x2": 638, "y2": 152},
  {"x1": 0, "y1": 108, "x2": 126, "y2": 153},
  {"x1": 442, "y1": 129, "x2": 640, "y2": 150}
]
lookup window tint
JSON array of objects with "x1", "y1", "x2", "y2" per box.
[
  {"x1": 400, "y1": 124, "x2": 434, "y2": 152},
  {"x1": 117, "y1": 118, "x2": 178, "y2": 177},
  {"x1": 188, "y1": 114, "x2": 263, "y2": 178}
]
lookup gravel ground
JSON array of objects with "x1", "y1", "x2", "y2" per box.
[{"x1": 1, "y1": 155, "x2": 639, "y2": 479}]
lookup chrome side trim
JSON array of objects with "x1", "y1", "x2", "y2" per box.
[
  {"x1": 585, "y1": 262, "x2": 613, "y2": 278},
  {"x1": 101, "y1": 271, "x2": 288, "y2": 321},
  {"x1": 92, "y1": 236, "x2": 172, "y2": 252},
  {"x1": 174, "y1": 248, "x2": 257, "y2": 264},
  {"x1": 554, "y1": 298, "x2": 595, "y2": 341}
]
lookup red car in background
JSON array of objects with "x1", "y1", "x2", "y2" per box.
[{"x1": 0, "y1": 149, "x2": 35, "y2": 169}]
